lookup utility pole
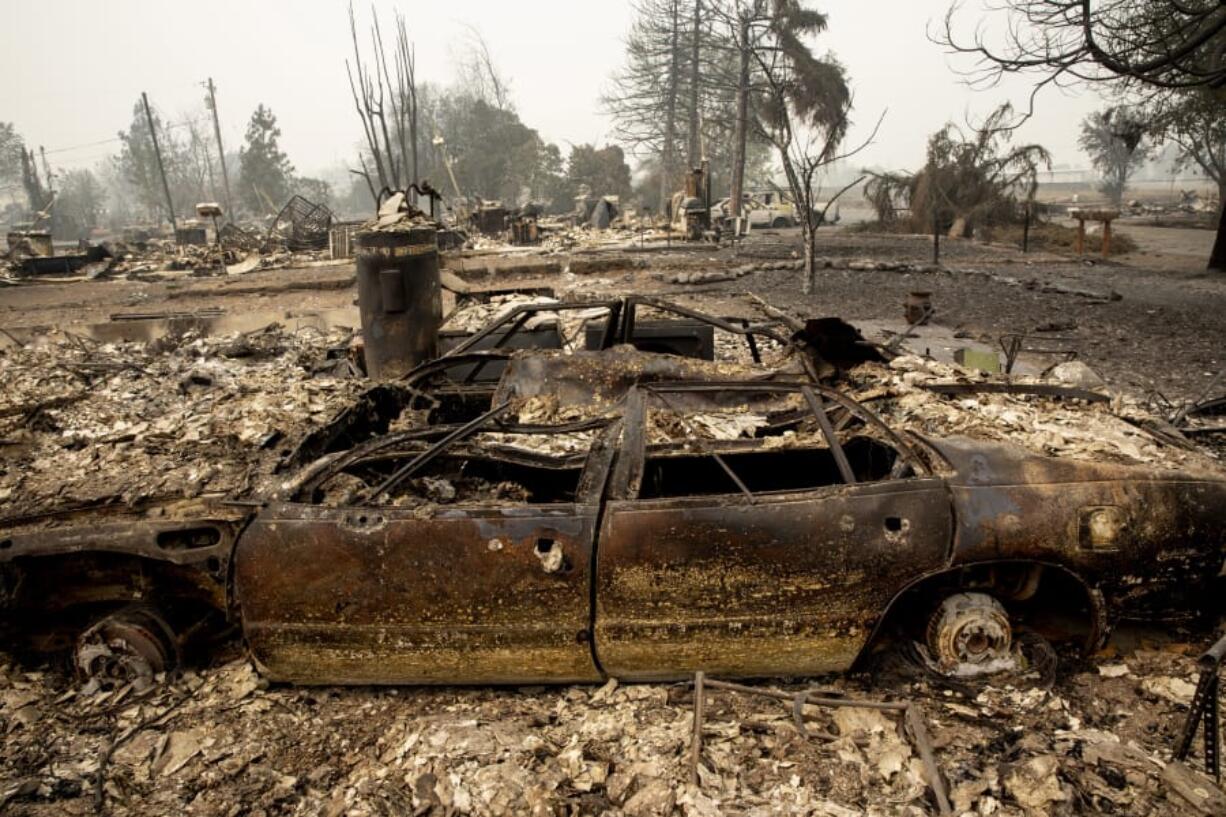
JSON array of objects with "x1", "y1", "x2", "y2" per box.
[
  {"x1": 205, "y1": 78, "x2": 235, "y2": 222},
  {"x1": 142, "y1": 91, "x2": 178, "y2": 234}
]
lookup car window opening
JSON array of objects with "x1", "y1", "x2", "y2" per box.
[
  {"x1": 638, "y1": 436, "x2": 903, "y2": 499},
  {"x1": 316, "y1": 455, "x2": 583, "y2": 508}
]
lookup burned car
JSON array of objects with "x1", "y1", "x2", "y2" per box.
[{"x1": 4, "y1": 356, "x2": 1225, "y2": 687}]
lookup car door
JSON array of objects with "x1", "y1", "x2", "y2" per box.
[
  {"x1": 593, "y1": 384, "x2": 953, "y2": 681},
  {"x1": 235, "y1": 431, "x2": 617, "y2": 686}
]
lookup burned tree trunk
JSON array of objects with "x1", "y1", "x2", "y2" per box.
[
  {"x1": 1211, "y1": 197, "x2": 1226, "y2": 273},
  {"x1": 802, "y1": 222, "x2": 817, "y2": 293},
  {"x1": 687, "y1": 0, "x2": 702, "y2": 168},
  {"x1": 346, "y1": 4, "x2": 419, "y2": 203},
  {"x1": 729, "y1": 11, "x2": 750, "y2": 223},
  {"x1": 660, "y1": 0, "x2": 682, "y2": 214}
]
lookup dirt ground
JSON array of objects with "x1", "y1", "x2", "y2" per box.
[
  {"x1": 3, "y1": 224, "x2": 1226, "y2": 816},
  {"x1": 4, "y1": 224, "x2": 1224, "y2": 403}
]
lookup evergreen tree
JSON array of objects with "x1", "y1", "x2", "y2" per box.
[
  {"x1": 0, "y1": 122, "x2": 24, "y2": 188},
  {"x1": 115, "y1": 100, "x2": 175, "y2": 222},
  {"x1": 239, "y1": 105, "x2": 295, "y2": 215},
  {"x1": 566, "y1": 145, "x2": 633, "y2": 201}
]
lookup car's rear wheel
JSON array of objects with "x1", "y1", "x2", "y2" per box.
[
  {"x1": 925, "y1": 591, "x2": 1013, "y2": 673},
  {"x1": 74, "y1": 605, "x2": 178, "y2": 691}
]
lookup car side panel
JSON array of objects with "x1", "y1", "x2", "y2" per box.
[
  {"x1": 593, "y1": 479, "x2": 952, "y2": 681},
  {"x1": 235, "y1": 502, "x2": 602, "y2": 685},
  {"x1": 930, "y1": 437, "x2": 1226, "y2": 618}
]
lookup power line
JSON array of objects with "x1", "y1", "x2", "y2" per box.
[
  {"x1": 42, "y1": 136, "x2": 124, "y2": 155},
  {"x1": 38, "y1": 116, "x2": 213, "y2": 157}
]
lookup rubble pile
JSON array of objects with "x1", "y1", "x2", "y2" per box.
[
  {"x1": 861, "y1": 356, "x2": 1221, "y2": 474},
  {"x1": 2, "y1": 236, "x2": 335, "y2": 284},
  {"x1": 0, "y1": 325, "x2": 365, "y2": 522},
  {"x1": 1120, "y1": 193, "x2": 1221, "y2": 218},
  {"x1": 2, "y1": 643, "x2": 1223, "y2": 816}
]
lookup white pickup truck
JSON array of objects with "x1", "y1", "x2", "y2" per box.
[{"x1": 714, "y1": 192, "x2": 841, "y2": 230}]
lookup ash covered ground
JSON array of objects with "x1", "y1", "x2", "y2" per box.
[{"x1": 3, "y1": 225, "x2": 1226, "y2": 816}]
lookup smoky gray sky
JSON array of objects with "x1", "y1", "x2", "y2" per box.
[{"x1": 2, "y1": 0, "x2": 1105, "y2": 180}]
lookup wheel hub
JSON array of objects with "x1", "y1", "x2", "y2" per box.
[
  {"x1": 75, "y1": 608, "x2": 175, "y2": 691},
  {"x1": 926, "y1": 592, "x2": 1013, "y2": 673}
]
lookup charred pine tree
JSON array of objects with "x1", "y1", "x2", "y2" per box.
[
  {"x1": 20, "y1": 148, "x2": 48, "y2": 216},
  {"x1": 711, "y1": 0, "x2": 772, "y2": 222},
  {"x1": 865, "y1": 104, "x2": 1049, "y2": 240},
  {"x1": 741, "y1": 0, "x2": 859, "y2": 292},
  {"x1": 727, "y1": 3, "x2": 755, "y2": 220}
]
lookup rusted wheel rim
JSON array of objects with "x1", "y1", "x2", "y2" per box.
[
  {"x1": 75, "y1": 608, "x2": 175, "y2": 689},
  {"x1": 926, "y1": 592, "x2": 1012, "y2": 671}
]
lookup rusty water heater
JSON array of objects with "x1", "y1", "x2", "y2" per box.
[{"x1": 355, "y1": 224, "x2": 442, "y2": 378}]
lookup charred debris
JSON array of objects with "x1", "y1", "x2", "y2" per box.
[{"x1": 4, "y1": 198, "x2": 1226, "y2": 815}]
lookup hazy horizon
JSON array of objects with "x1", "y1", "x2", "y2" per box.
[{"x1": 3, "y1": 0, "x2": 1113, "y2": 184}]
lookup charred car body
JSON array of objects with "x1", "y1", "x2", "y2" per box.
[{"x1": 2, "y1": 298, "x2": 1225, "y2": 687}]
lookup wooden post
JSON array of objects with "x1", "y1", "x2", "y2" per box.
[
  {"x1": 1102, "y1": 218, "x2": 1113, "y2": 259},
  {"x1": 690, "y1": 671, "x2": 705, "y2": 787},
  {"x1": 142, "y1": 92, "x2": 178, "y2": 235},
  {"x1": 1074, "y1": 217, "x2": 1085, "y2": 256}
]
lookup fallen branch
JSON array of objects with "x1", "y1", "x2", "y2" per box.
[{"x1": 690, "y1": 675, "x2": 952, "y2": 816}]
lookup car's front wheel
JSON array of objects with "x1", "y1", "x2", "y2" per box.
[{"x1": 74, "y1": 605, "x2": 179, "y2": 691}]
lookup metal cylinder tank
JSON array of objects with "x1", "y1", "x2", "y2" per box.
[{"x1": 355, "y1": 223, "x2": 442, "y2": 379}]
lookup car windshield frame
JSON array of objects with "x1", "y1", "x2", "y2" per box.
[{"x1": 611, "y1": 380, "x2": 928, "y2": 504}]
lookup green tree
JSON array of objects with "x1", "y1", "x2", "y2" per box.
[
  {"x1": 239, "y1": 104, "x2": 295, "y2": 214},
  {"x1": 56, "y1": 169, "x2": 105, "y2": 239},
  {"x1": 294, "y1": 177, "x2": 333, "y2": 208},
  {"x1": 531, "y1": 142, "x2": 571, "y2": 212},
  {"x1": 115, "y1": 100, "x2": 176, "y2": 222},
  {"x1": 0, "y1": 122, "x2": 24, "y2": 188},
  {"x1": 566, "y1": 145, "x2": 633, "y2": 200},
  {"x1": 1078, "y1": 107, "x2": 1151, "y2": 206},
  {"x1": 422, "y1": 95, "x2": 550, "y2": 205}
]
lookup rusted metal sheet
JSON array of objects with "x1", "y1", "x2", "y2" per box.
[
  {"x1": 0, "y1": 513, "x2": 242, "y2": 652},
  {"x1": 594, "y1": 479, "x2": 953, "y2": 681},
  {"x1": 235, "y1": 503, "x2": 603, "y2": 685},
  {"x1": 931, "y1": 437, "x2": 1226, "y2": 617}
]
